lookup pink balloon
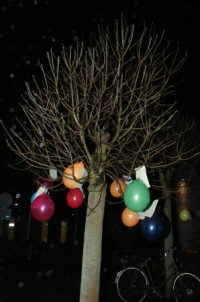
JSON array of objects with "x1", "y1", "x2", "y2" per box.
[
  {"x1": 66, "y1": 188, "x2": 84, "y2": 208},
  {"x1": 36, "y1": 176, "x2": 54, "y2": 190},
  {"x1": 31, "y1": 193, "x2": 55, "y2": 221}
]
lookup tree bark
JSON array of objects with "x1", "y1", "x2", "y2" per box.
[
  {"x1": 159, "y1": 169, "x2": 174, "y2": 299},
  {"x1": 163, "y1": 195, "x2": 174, "y2": 299},
  {"x1": 79, "y1": 175, "x2": 107, "y2": 302},
  {"x1": 79, "y1": 141, "x2": 108, "y2": 302}
]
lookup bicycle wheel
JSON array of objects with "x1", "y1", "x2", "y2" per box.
[
  {"x1": 116, "y1": 267, "x2": 149, "y2": 302},
  {"x1": 173, "y1": 273, "x2": 200, "y2": 301}
]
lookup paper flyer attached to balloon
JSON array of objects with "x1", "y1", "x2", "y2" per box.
[
  {"x1": 35, "y1": 186, "x2": 48, "y2": 199},
  {"x1": 49, "y1": 168, "x2": 58, "y2": 180},
  {"x1": 135, "y1": 165, "x2": 150, "y2": 188},
  {"x1": 136, "y1": 199, "x2": 159, "y2": 220}
]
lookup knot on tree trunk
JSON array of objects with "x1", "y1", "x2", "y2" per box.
[{"x1": 96, "y1": 130, "x2": 110, "y2": 143}]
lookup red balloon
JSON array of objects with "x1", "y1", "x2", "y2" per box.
[
  {"x1": 66, "y1": 188, "x2": 84, "y2": 208},
  {"x1": 31, "y1": 193, "x2": 55, "y2": 221},
  {"x1": 36, "y1": 176, "x2": 54, "y2": 190}
]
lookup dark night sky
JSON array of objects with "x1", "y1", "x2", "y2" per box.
[{"x1": 0, "y1": 0, "x2": 200, "y2": 196}]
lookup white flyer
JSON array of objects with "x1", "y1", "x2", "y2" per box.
[
  {"x1": 135, "y1": 165, "x2": 150, "y2": 188},
  {"x1": 136, "y1": 199, "x2": 159, "y2": 220}
]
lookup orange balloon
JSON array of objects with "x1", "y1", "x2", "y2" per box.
[
  {"x1": 122, "y1": 208, "x2": 139, "y2": 227},
  {"x1": 110, "y1": 179, "x2": 126, "y2": 198},
  {"x1": 63, "y1": 162, "x2": 88, "y2": 189}
]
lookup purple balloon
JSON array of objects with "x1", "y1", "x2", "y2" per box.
[
  {"x1": 36, "y1": 176, "x2": 54, "y2": 190},
  {"x1": 31, "y1": 193, "x2": 55, "y2": 221}
]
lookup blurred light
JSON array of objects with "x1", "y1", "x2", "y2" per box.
[
  {"x1": 18, "y1": 282, "x2": 24, "y2": 288},
  {"x1": 9, "y1": 222, "x2": 15, "y2": 227},
  {"x1": 16, "y1": 193, "x2": 21, "y2": 198}
]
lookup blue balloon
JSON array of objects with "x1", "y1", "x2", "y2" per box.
[
  {"x1": 30, "y1": 191, "x2": 37, "y2": 204},
  {"x1": 141, "y1": 212, "x2": 164, "y2": 242}
]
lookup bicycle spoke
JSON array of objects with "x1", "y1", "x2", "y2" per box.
[
  {"x1": 173, "y1": 273, "x2": 200, "y2": 302},
  {"x1": 116, "y1": 267, "x2": 148, "y2": 302}
]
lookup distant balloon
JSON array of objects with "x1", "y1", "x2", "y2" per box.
[
  {"x1": 123, "y1": 179, "x2": 150, "y2": 212},
  {"x1": 66, "y1": 188, "x2": 84, "y2": 208},
  {"x1": 63, "y1": 162, "x2": 88, "y2": 189},
  {"x1": 141, "y1": 212, "x2": 164, "y2": 242},
  {"x1": 180, "y1": 209, "x2": 190, "y2": 221},
  {"x1": 30, "y1": 191, "x2": 37, "y2": 204},
  {"x1": 31, "y1": 193, "x2": 55, "y2": 221},
  {"x1": 121, "y1": 208, "x2": 139, "y2": 227},
  {"x1": 36, "y1": 175, "x2": 54, "y2": 190},
  {"x1": 110, "y1": 179, "x2": 126, "y2": 198}
]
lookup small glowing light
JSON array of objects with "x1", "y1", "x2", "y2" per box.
[
  {"x1": 16, "y1": 193, "x2": 21, "y2": 198},
  {"x1": 14, "y1": 203, "x2": 19, "y2": 206},
  {"x1": 10, "y1": 74, "x2": 15, "y2": 78},
  {"x1": 18, "y1": 282, "x2": 24, "y2": 288},
  {"x1": 9, "y1": 222, "x2": 15, "y2": 227}
]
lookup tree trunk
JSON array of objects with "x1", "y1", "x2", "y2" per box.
[
  {"x1": 79, "y1": 166, "x2": 107, "y2": 301},
  {"x1": 159, "y1": 169, "x2": 174, "y2": 299},
  {"x1": 163, "y1": 195, "x2": 174, "y2": 299}
]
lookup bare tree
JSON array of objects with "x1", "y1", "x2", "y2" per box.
[
  {"x1": 151, "y1": 114, "x2": 200, "y2": 299},
  {"x1": 1, "y1": 16, "x2": 186, "y2": 302}
]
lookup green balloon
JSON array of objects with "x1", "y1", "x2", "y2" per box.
[{"x1": 123, "y1": 179, "x2": 150, "y2": 212}]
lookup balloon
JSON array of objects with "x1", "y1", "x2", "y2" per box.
[
  {"x1": 180, "y1": 209, "x2": 190, "y2": 221},
  {"x1": 121, "y1": 208, "x2": 139, "y2": 227},
  {"x1": 110, "y1": 179, "x2": 126, "y2": 198},
  {"x1": 30, "y1": 191, "x2": 37, "y2": 204},
  {"x1": 63, "y1": 162, "x2": 88, "y2": 189},
  {"x1": 36, "y1": 175, "x2": 54, "y2": 190},
  {"x1": 123, "y1": 179, "x2": 150, "y2": 212},
  {"x1": 66, "y1": 188, "x2": 84, "y2": 208},
  {"x1": 31, "y1": 193, "x2": 55, "y2": 221},
  {"x1": 141, "y1": 212, "x2": 164, "y2": 242}
]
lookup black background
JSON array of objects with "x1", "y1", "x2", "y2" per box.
[{"x1": 0, "y1": 0, "x2": 200, "y2": 197}]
